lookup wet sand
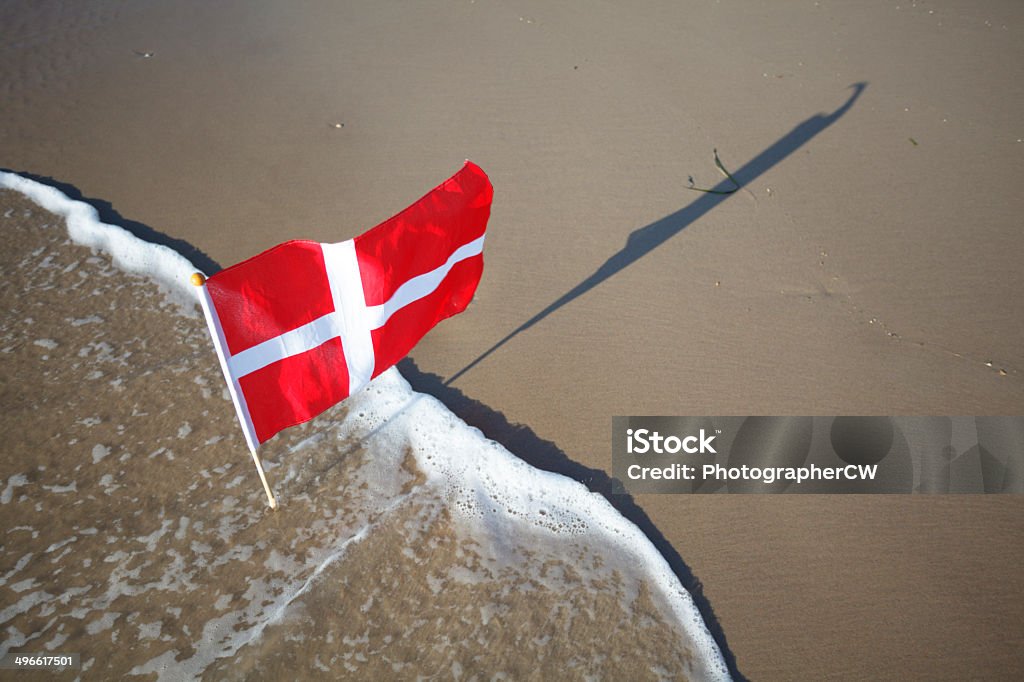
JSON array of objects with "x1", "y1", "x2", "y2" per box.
[{"x1": 3, "y1": 0, "x2": 1023, "y2": 678}]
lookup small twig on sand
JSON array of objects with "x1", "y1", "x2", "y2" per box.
[{"x1": 686, "y1": 148, "x2": 741, "y2": 194}]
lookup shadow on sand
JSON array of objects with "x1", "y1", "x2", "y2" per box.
[{"x1": 448, "y1": 83, "x2": 866, "y2": 387}]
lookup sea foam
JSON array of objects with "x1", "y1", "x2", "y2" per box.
[
  {"x1": 0, "y1": 170, "x2": 730, "y2": 680},
  {"x1": 0, "y1": 173, "x2": 198, "y2": 311}
]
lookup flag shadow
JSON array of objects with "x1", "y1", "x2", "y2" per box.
[
  {"x1": 448, "y1": 82, "x2": 866, "y2": 386},
  {"x1": 399, "y1": 356, "x2": 749, "y2": 681}
]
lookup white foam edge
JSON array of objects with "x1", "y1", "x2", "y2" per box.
[
  {"x1": 1, "y1": 170, "x2": 730, "y2": 680},
  {"x1": 349, "y1": 371, "x2": 730, "y2": 681},
  {"x1": 0, "y1": 172, "x2": 199, "y2": 311}
]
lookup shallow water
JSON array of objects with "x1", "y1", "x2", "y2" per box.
[{"x1": 0, "y1": 185, "x2": 726, "y2": 680}]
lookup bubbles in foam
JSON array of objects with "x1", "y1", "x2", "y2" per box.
[
  {"x1": 91, "y1": 444, "x2": 111, "y2": 463},
  {"x1": 1, "y1": 474, "x2": 29, "y2": 504}
]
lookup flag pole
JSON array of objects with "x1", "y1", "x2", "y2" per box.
[
  {"x1": 246, "y1": 445, "x2": 278, "y2": 510},
  {"x1": 191, "y1": 272, "x2": 278, "y2": 510}
]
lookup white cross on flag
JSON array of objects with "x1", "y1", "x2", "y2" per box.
[{"x1": 195, "y1": 161, "x2": 492, "y2": 450}]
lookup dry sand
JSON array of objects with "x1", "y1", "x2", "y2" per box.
[{"x1": 2, "y1": 0, "x2": 1022, "y2": 678}]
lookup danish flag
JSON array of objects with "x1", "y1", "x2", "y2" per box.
[{"x1": 195, "y1": 161, "x2": 492, "y2": 450}]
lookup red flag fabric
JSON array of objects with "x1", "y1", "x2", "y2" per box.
[{"x1": 196, "y1": 161, "x2": 492, "y2": 447}]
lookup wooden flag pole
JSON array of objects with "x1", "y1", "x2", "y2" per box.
[
  {"x1": 191, "y1": 272, "x2": 278, "y2": 510},
  {"x1": 247, "y1": 446, "x2": 278, "y2": 510}
]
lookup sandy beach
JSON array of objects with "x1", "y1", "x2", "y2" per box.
[{"x1": 2, "y1": 0, "x2": 1023, "y2": 678}]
